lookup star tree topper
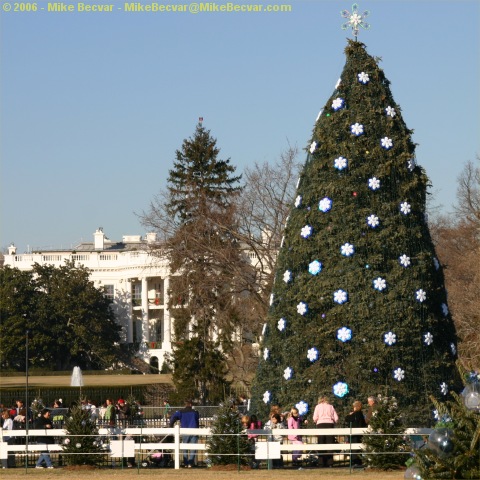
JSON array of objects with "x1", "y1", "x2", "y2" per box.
[{"x1": 341, "y1": 3, "x2": 370, "y2": 39}]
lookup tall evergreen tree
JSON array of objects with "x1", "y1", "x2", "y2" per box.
[
  {"x1": 251, "y1": 40, "x2": 459, "y2": 425},
  {"x1": 165, "y1": 122, "x2": 244, "y2": 404}
]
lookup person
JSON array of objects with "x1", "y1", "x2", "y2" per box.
[
  {"x1": 34, "y1": 409, "x2": 55, "y2": 469},
  {"x1": 162, "y1": 399, "x2": 170, "y2": 425},
  {"x1": 116, "y1": 399, "x2": 131, "y2": 427},
  {"x1": 1, "y1": 409, "x2": 15, "y2": 468},
  {"x1": 242, "y1": 414, "x2": 261, "y2": 469},
  {"x1": 365, "y1": 396, "x2": 378, "y2": 425},
  {"x1": 345, "y1": 400, "x2": 367, "y2": 467},
  {"x1": 312, "y1": 396, "x2": 339, "y2": 468},
  {"x1": 104, "y1": 399, "x2": 116, "y2": 428},
  {"x1": 287, "y1": 407, "x2": 303, "y2": 466},
  {"x1": 169, "y1": 400, "x2": 200, "y2": 468},
  {"x1": 265, "y1": 413, "x2": 284, "y2": 468}
]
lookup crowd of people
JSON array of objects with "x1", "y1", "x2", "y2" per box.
[
  {"x1": 0, "y1": 394, "x2": 379, "y2": 469},
  {"x1": 238, "y1": 394, "x2": 378, "y2": 469}
]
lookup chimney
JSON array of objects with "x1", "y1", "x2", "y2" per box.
[
  {"x1": 94, "y1": 228, "x2": 105, "y2": 250},
  {"x1": 8, "y1": 243, "x2": 17, "y2": 255},
  {"x1": 146, "y1": 232, "x2": 157, "y2": 244}
]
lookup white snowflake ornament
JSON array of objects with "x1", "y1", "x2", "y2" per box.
[
  {"x1": 400, "y1": 202, "x2": 412, "y2": 215},
  {"x1": 399, "y1": 254, "x2": 411, "y2": 267},
  {"x1": 357, "y1": 72, "x2": 370, "y2": 84},
  {"x1": 385, "y1": 106, "x2": 396, "y2": 117},
  {"x1": 334, "y1": 289, "x2": 348, "y2": 304},
  {"x1": 351, "y1": 123, "x2": 364, "y2": 136},
  {"x1": 373, "y1": 277, "x2": 387, "y2": 291},
  {"x1": 416, "y1": 289, "x2": 427, "y2": 303},
  {"x1": 367, "y1": 214, "x2": 380, "y2": 228},
  {"x1": 297, "y1": 302, "x2": 308, "y2": 316},
  {"x1": 381, "y1": 137, "x2": 393, "y2": 149},
  {"x1": 263, "y1": 348, "x2": 269, "y2": 360},
  {"x1": 332, "y1": 98, "x2": 344, "y2": 111},
  {"x1": 263, "y1": 391, "x2": 271, "y2": 404},
  {"x1": 319, "y1": 197, "x2": 332, "y2": 213},
  {"x1": 450, "y1": 343, "x2": 457, "y2": 355},
  {"x1": 340, "y1": 243, "x2": 355, "y2": 257},
  {"x1": 307, "y1": 347, "x2": 319, "y2": 362},
  {"x1": 308, "y1": 260, "x2": 322, "y2": 275},
  {"x1": 433, "y1": 258, "x2": 440, "y2": 270},
  {"x1": 440, "y1": 382, "x2": 448, "y2": 395},
  {"x1": 283, "y1": 270, "x2": 292, "y2": 283},
  {"x1": 384, "y1": 331, "x2": 397, "y2": 346},
  {"x1": 368, "y1": 177, "x2": 380, "y2": 190},
  {"x1": 283, "y1": 367, "x2": 293, "y2": 380},
  {"x1": 337, "y1": 327, "x2": 352, "y2": 342},
  {"x1": 294, "y1": 195, "x2": 302, "y2": 208},
  {"x1": 296, "y1": 401, "x2": 309, "y2": 416},
  {"x1": 301, "y1": 225, "x2": 312, "y2": 238},
  {"x1": 424, "y1": 332, "x2": 433, "y2": 346},
  {"x1": 277, "y1": 318, "x2": 286, "y2": 331},
  {"x1": 333, "y1": 382, "x2": 349, "y2": 398},
  {"x1": 394, "y1": 368, "x2": 405, "y2": 381},
  {"x1": 334, "y1": 156, "x2": 348, "y2": 170},
  {"x1": 309, "y1": 141, "x2": 317, "y2": 154},
  {"x1": 441, "y1": 303, "x2": 449, "y2": 316}
]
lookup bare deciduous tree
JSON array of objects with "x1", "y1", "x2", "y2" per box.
[{"x1": 431, "y1": 158, "x2": 480, "y2": 369}]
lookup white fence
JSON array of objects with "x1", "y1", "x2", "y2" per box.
[{"x1": 1, "y1": 425, "x2": 432, "y2": 469}]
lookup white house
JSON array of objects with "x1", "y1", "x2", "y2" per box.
[{"x1": 3, "y1": 228, "x2": 174, "y2": 372}]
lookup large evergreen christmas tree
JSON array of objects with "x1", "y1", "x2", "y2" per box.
[{"x1": 251, "y1": 39, "x2": 459, "y2": 425}]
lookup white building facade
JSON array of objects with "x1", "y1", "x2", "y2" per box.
[{"x1": 3, "y1": 228, "x2": 175, "y2": 372}]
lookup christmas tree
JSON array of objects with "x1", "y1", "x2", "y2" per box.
[
  {"x1": 206, "y1": 404, "x2": 252, "y2": 466},
  {"x1": 63, "y1": 403, "x2": 104, "y2": 466},
  {"x1": 413, "y1": 369, "x2": 480, "y2": 479},
  {"x1": 250, "y1": 34, "x2": 459, "y2": 425},
  {"x1": 362, "y1": 394, "x2": 410, "y2": 469}
]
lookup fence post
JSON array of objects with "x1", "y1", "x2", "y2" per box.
[{"x1": 174, "y1": 423, "x2": 180, "y2": 469}]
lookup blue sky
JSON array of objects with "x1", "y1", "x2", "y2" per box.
[{"x1": 1, "y1": 0, "x2": 479, "y2": 253}]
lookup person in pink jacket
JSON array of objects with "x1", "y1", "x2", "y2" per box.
[
  {"x1": 312, "y1": 396, "x2": 339, "y2": 468},
  {"x1": 287, "y1": 407, "x2": 303, "y2": 465}
]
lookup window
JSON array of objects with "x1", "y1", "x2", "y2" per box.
[
  {"x1": 104, "y1": 284, "x2": 114, "y2": 301},
  {"x1": 132, "y1": 283, "x2": 142, "y2": 307}
]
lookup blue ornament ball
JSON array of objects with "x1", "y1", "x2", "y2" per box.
[
  {"x1": 404, "y1": 465, "x2": 422, "y2": 479},
  {"x1": 428, "y1": 428, "x2": 454, "y2": 458}
]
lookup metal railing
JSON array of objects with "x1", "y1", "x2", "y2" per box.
[{"x1": 1, "y1": 425, "x2": 432, "y2": 470}]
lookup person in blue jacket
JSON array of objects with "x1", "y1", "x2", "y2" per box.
[{"x1": 169, "y1": 400, "x2": 200, "y2": 468}]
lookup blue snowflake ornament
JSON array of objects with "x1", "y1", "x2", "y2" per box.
[{"x1": 341, "y1": 4, "x2": 370, "y2": 39}]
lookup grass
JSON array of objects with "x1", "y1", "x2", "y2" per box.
[{"x1": 0, "y1": 467, "x2": 406, "y2": 479}]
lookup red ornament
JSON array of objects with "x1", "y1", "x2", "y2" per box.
[{"x1": 353, "y1": 191, "x2": 358, "y2": 197}]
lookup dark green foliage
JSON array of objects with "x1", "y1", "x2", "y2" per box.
[
  {"x1": 63, "y1": 403, "x2": 104, "y2": 465},
  {"x1": 168, "y1": 338, "x2": 228, "y2": 405},
  {"x1": 165, "y1": 123, "x2": 244, "y2": 403},
  {"x1": 414, "y1": 384, "x2": 480, "y2": 478},
  {"x1": 206, "y1": 404, "x2": 252, "y2": 465},
  {"x1": 167, "y1": 122, "x2": 242, "y2": 222},
  {"x1": 363, "y1": 395, "x2": 410, "y2": 469},
  {"x1": 251, "y1": 40, "x2": 459, "y2": 424},
  {"x1": 0, "y1": 261, "x2": 122, "y2": 371}
]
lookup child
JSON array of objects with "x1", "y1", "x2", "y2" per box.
[{"x1": 287, "y1": 407, "x2": 303, "y2": 465}]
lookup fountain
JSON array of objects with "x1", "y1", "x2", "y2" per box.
[{"x1": 70, "y1": 366, "x2": 84, "y2": 398}]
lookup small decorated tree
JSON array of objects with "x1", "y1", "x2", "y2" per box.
[
  {"x1": 206, "y1": 404, "x2": 252, "y2": 467},
  {"x1": 413, "y1": 369, "x2": 480, "y2": 479},
  {"x1": 63, "y1": 403, "x2": 104, "y2": 466},
  {"x1": 363, "y1": 394, "x2": 410, "y2": 469}
]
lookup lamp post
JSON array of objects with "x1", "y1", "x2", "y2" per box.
[{"x1": 25, "y1": 329, "x2": 29, "y2": 471}]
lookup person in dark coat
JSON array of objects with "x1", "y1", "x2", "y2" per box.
[
  {"x1": 33, "y1": 409, "x2": 54, "y2": 469},
  {"x1": 169, "y1": 400, "x2": 200, "y2": 467},
  {"x1": 345, "y1": 400, "x2": 367, "y2": 466}
]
